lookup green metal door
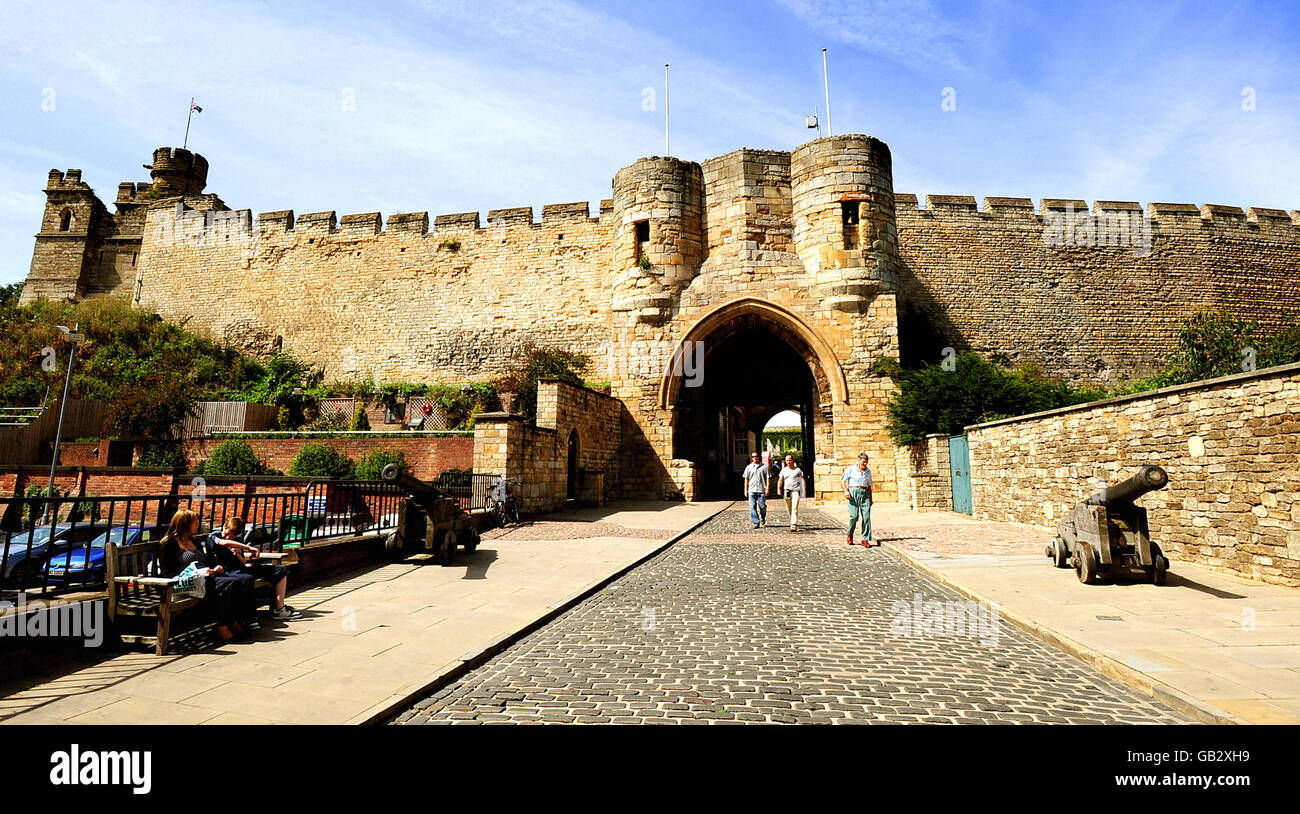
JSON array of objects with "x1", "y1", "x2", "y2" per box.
[{"x1": 949, "y1": 435, "x2": 972, "y2": 514}]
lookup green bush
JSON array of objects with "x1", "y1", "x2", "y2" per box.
[
  {"x1": 135, "y1": 441, "x2": 186, "y2": 469},
  {"x1": 880, "y1": 353, "x2": 1101, "y2": 445},
  {"x1": 289, "y1": 442, "x2": 355, "y2": 479},
  {"x1": 349, "y1": 404, "x2": 370, "y2": 431},
  {"x1": 202, "y1": 439, "x2": 266, "y2": 476},
  {"x1": 492, "y1": 343, "x2": 587, "y2": 421},
  {"x1": 354, "y1": 448, "x2": 406, "y2": 482},
  {"x1": 1122, "y1": 310, "x2": 1300, "y2": 394}
]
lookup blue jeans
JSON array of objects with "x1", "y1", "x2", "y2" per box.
[
  {"x1": 748, "y1": 492, "x2": 767, "y2": 526},
  {"x1": 847, "y1": 489, "x2": 872, "y2": 540}
]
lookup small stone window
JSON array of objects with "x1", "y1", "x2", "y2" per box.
[
  {"x1": 841, "y1": 202, "x2": 860, "y2": 250},
  {"x1": 634, "y1": 220, "x2": 650, "y2": 263},
  {"x1": 59, "y1": 209, "x2": 73, "y2": 231}
]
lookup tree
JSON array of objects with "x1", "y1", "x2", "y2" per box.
[{"x1": 349, "y1": 403, "x2": 370, "y2": 431}]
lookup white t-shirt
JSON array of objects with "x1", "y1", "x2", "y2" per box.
[{"x1": 778, "y1": 466, "x2": 805, "y2": 496}]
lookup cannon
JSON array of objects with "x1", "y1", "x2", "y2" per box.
[
  {"x1": 381, "y1": 464, "x2": 479, "y2": 564},
  {"x1": 1047, "y1": 465, "x2": 1171, "y2": 585}
]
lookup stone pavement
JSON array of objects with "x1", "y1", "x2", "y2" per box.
[
  {"x1": 868, "y1": 503, "x2": 1300, "y2": 724},
  {"x1": 0, "y1": 500, "x2": 722, "y2": 725},
  {"x1": 396, "y1": 504, "x2": 1190, "y2": 724}
]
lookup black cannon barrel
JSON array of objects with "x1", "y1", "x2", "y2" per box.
[
  {"x1": 381, "y1": 464, "x2": 450, "y2": 500},
  {"x1": 1087, "y1": 465, "x2": 1168, "y2": 506}
]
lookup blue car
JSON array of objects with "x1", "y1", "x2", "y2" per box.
[
  {"x1": 1, "y1": 522, "x2": 109, "y2": 587},
  {"x1": 43, "y1": 525, "x2": 166, "y2": 587}
]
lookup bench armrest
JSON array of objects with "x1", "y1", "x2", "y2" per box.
[{"x1": 114, "y1": 576, "x2": 176, "y2": 587}]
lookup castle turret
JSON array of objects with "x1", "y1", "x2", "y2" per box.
[
  {"x1": 790, "y1": 134, "x2": 900, "y2": 312},
  {"x1": 610, "y1": 156, "x2": 703, "y2": 323},
  {"x1": 148, "y1": 147, "x2": 208, "y2": 196}
]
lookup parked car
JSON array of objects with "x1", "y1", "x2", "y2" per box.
[
  {"x1": 43, "y1": 525, "x2": 167, "y2": 587},
  {"x1": 1, "y1": 522, "x2": 110, "y2": 587}
]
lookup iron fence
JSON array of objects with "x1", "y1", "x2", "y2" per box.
[
  {"x1": 0, "y1": 480, "x2": 404, "y2": 599},
  {"x1": 431, "y1": 472, "x2": 497, "y2": 513}
]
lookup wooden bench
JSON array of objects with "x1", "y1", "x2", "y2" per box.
[{"x1": 106, "y1": 539, "x2": 289, "y2": 656}]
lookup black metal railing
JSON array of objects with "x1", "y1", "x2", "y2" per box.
[
  {"x1": 430, "y1": 472, "x2": 497, "y2": 513},
  {"x1": 0, "y1": 480, "x2": 405, "y2": 599}
]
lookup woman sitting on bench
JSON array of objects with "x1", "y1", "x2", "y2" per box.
[
  {"x1": 159, "y1": 509, "x2": 256, "y2": 641},
  {"x1": 212, "y1": 518, "x2": 301, "y2": 621}
]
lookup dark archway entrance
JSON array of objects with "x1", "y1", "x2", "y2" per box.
[
  {"x1": 566, "y1": 429, "x2": 579, "y2": 500},
  {"x1": 673, "y1": 325, "x2": 818, "y2": 498}
]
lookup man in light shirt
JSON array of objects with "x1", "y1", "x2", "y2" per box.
[
  {"x1": 742, "y1": 451, "x2": 768, "y2": 529},
  {"x1": 841, "y1": 452, "x2": 874, "y2": 547},
  {"x1": 779, "y1": 454, "x2": 805, "y2": 531}
]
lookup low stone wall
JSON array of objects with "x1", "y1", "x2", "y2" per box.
[
  {"x1": 966, "y1": 363, "x2": 1300, "y2": 586},
  {"x1": 473, "y1": 380, "x2": 623, "y2": 512},
  {"x1": 896, "y1": 434, "x2": 953, "y2": 512}
]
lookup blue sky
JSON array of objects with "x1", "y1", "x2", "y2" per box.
[{"x1": 2, "y1": 0, "x2": 1298, "y2": 285}]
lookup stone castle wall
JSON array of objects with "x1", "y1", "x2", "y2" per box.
[
  {"x1": 18, "y1": 136, "x2": 1300, "y2": 503},
  {"x1": 966, "y1": 363, "x2": 1300, "y2": 587},
  {"x1": 896, "y1": 196, "x2": 1300, "y2": 385}
]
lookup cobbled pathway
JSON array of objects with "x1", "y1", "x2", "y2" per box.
[{"x1": 393, "y1": 507, "x2": 1190, "y2": 724}]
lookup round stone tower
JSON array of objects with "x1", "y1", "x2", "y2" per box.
[
  {"x1": 611, "y1": 156, "x2": 703, "y2": 323},
  {"x1": 790, "y1": 134, "x2": 899, "y2": 312},
  {"x1": 149, "y1": 147, "x2": 209, "y2": 196}
]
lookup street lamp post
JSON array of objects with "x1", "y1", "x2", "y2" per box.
[{"x1": 47, "y1": 324, "x2": 83, "y2": 506}]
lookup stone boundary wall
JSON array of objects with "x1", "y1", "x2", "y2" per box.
[
  {"x1": 473, "y1": 380, "x2": 623, "y2": 512},
  {"x1": 966, "y1": 363, "x2": 1300, "y2": 586},
  {"x1": 895, "y1": 433, "x2": 953, "y2": 512}
]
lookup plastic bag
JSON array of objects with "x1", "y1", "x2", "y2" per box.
[{"x1": 173, "y1": 563, "x2": 209, "y2": 599}]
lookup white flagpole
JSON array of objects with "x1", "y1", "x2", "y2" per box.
[
  {"x1": 665, "y1": 63, "x2": 670, "y2": 156},
  {"x1": 822, "y1": 49, "x2": 832, "y2": 137}
]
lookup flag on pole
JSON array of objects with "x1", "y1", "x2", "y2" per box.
[{"x1": 191, "y1": 101, "x2": 203, "y2": 113}]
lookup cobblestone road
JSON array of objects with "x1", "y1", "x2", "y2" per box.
[{"x1": 394, "y1": 507, "x2": 1190, "y2": 724}]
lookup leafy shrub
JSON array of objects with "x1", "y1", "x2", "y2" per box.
[
  {"x1": 1122, "y1": 310, "x2": 1300, "y2": 394},
  {"x1": 307, "y1": 409, "x2": 349, "y2": 432},
  {"x1": 349, "y1": 404, "x2": 370, "y2": 431},
  {"x1": 135, "y1": 441, "x2": 186, "y2": 469},
  {"x1": 493, "y1": 343, "x2": 588, "y2": 421},
  {"x1": 354, "y1": 448, "x2": 406, "y2": 482},
  {"x1": 880, "y1": 353, "x2": 1101, "y2": 445},
  {"x1": 201, "y1": 440, "x2": 266, "y2": 476},
  {"x1": 289, "y1": 443, "x2": 354, "y2": 479}
]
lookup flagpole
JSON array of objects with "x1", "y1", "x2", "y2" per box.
[
  {"x1": 664, "y1": 63, "x2": 670, "y2": 157},
  {"x1": 822, "y1": 49, "x2": 832, "y2": 137},
  {"x1": 184, "y1": 97, "x2": 194, "y2": 149}
]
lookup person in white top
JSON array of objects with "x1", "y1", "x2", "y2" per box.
[{"x1": 778, "y1": 454, "x2": 806, "y2": 531}]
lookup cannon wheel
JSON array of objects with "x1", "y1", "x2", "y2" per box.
[
  {"x1": 384, "y1": 530, "x2": 403, "y2": 555},
  {"x1": 1047, "y1": 537, "x2": 1070, "y2": 568},
  {"x1": 1146, "y1": 544, "x2": 1169, "y2": 585},
  {"x1": 463, "y1": 526, "x2": 480, "y2": 554},
  {"x1": 1074, "y1": 543, "x2": 1099, "y2": 584},
  {"x1": 438, "y1": 528, "x2": 458, "y2": 565}
]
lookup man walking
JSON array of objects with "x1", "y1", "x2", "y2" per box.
[
  {"x1": 842, "y1": 452, "x2": 874, "y2": 547},
  {"x1": 779, "y1": 454, "x2": 805, "y2": 531},
  {"x1": 742, "y1": 451, "x2": 768, "y2": 529}
]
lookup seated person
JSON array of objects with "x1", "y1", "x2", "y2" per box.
[
  {"x1": 159, "y1": 509, "x2": 257, "y2": 641},
  {"x1": 212, "y1": 517, "x2": 302, "y2": 620}
]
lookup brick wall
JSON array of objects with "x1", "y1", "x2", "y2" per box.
[
  {"x1": 966, "y1": 363, "x2": 1300, "y2": 586},
  {"x1": 185, "y1": 435, "x2": 472, "y2": 478}
]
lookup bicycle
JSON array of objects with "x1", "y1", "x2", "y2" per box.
[{"x1": 489, "y1": 478, "x2": 522, "y2": 527}]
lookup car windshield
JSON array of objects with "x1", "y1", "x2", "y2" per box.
[
  {"x1": 88, "y1": 527, "x2": 139, "y2": 549},
  {"x1": 4, "y1": 525, "x2": 64, "y2": 547}
]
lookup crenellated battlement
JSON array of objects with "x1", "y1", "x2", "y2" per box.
[
  {"x1": 895, "y1": 193, "x2": 1300, "y2": 231},
  {"x1": 45, "y1": 169, "x2": 92, "y2": 192}
]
